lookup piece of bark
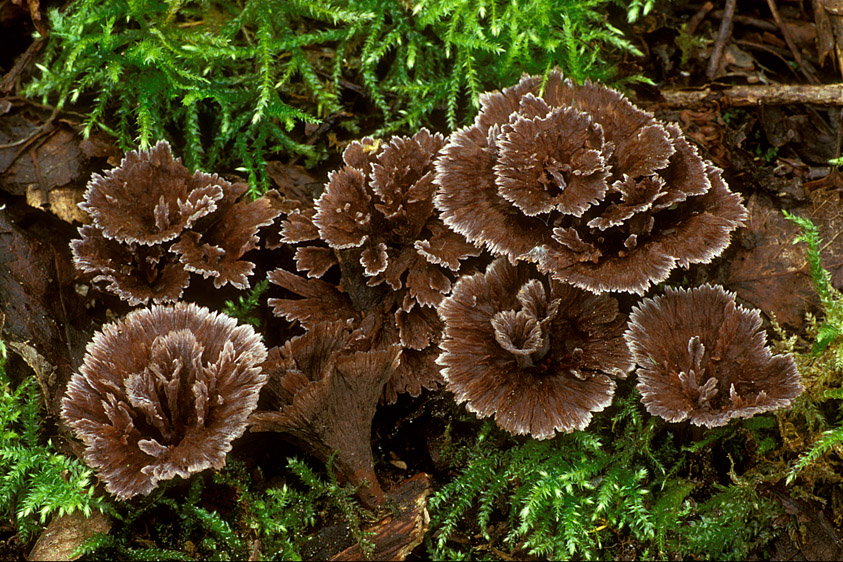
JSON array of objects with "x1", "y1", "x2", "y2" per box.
[
  {"x1": 330, "y1": 473, "x2": 431, "y2": 562},
  {"x1": 27, "y1": 510, "x2": 111, "y2": 562}
]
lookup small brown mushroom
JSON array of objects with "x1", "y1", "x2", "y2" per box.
[
  {"x1": 61, "y1": 303, "x2": 267, "y2": 500},
  {"x1": 624, "y1": 284, "x2": 802, "y2": 427},
  {"x1": 71, "y1": 140, "x2": 281, "y2": 303},
  {"x1": 250, "y1": 322, "x2": 401, "y2": 508},
  {"x1": 434, "y1": 71, "x2": 747, "y2": 294},
  {"x1": 437, "y1": 257, "x2": 633, "y2": 439}
]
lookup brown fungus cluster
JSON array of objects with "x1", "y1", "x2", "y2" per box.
[
  {"x1": 434, "y1": 70, "x2": 748, "y2": 294},
  {"x1": 437, "y1": 258, "x2": 633, "y2": 439},
  {"x1": 624, "y1": 284, "x2": 802, "y2": 427},
  {"x1": 268, "y1": 129, "x2": 479, "y2": 402},
  {"x1": 250, "y1": 322, "x2": 401, "y2": 509},
  {"x1": 61, "y1": 303, "x2": 267, "y2": 500},
  {"x1": 71, "y1": 141, "x2": 281, "y2": 304}
]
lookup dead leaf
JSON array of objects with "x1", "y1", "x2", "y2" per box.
[
  {"x1": 727, "y1": 193, "x2": 819, "y2": 328},
  {"x1": 4, "y1": 127, "x2": 85, "y2": 194},
  {"x1": 26, "y1": 184, "x2": 87, "y2": 224},
  {"x1": 0, "y1": 202, "x2": 94, "y2": 415}
]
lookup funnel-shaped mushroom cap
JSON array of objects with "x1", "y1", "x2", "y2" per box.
[
  {"x1": 625, "y1": 284, "x2": 802, "y2": 427},
  {"x1": 437, "y1": 258, "x2": 633, "y2": 439},
  {"x1": 434, "y1": 70, "x2": 747, "y2": 294},
  {"x1": 61, "y1": 303, "x2": 267, "y2": 500},
  {"x1": 250, "y1": 322, "x2": 401, "y2": 508},
  {"x1": 80, "y1": 140, "x2": 225, "y2": 245},
  {"x1": 267, "y1": 267, "x2": 445, "y2": 404}
]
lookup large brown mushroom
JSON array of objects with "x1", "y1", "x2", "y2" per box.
[
  {"x1": 434, "y1": 70, "x2": 748, "y2": 294},
  {"x1": 61, "y1": 303, "x2": 267, "y2": 500},
  {"x1": 437, "y1": 257, "x2": 633, "y2": 439},
  {"x1": 268, "y1": 129, "x2": 479, "y2": 402},
  {"x1": 71, "y1": 140, "x2": 281, "y2": 304},
  {"x1": 250, "y1": 322, "x2": 401, "y2": 508},
  {"x1": 624, "y1": 284, "x2": 802, "y2": 427}
]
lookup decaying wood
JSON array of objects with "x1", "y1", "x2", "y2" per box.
[
  {"x1": 330, "y1": 473, "x2": 431, "y2": 562},
  {"x1": 27, "y1": 510, "x2": 111, "y2": 562},
  {"x1": 659, "y1": 83, "x2": 843, "y2": 108}
]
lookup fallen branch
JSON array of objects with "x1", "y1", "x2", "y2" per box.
[{"x1": 659, "y1": 84, "x2": 843, "y2": 108}]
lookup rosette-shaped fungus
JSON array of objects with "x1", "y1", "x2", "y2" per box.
[
  {"x1": 437, "y1": 258, "x2": 633, "y2": 439},
  {"x1": 71, "y1": 141, "x2": 280, "y2": 304},
  {"x1": 61, "y1": 303, "x2": 267, "y2": 500},
  {"x1": 250, "y1": 322, "x2": 401, "y2": 508},
  {"x1": 624, "y1": 284, "x2": 802, "y2": 427},
  {"x1": 268, "y1": 129, "x2": 479, "y2": 402},
  {"x1": 434, "y1": 70, "x2": 748, "y2": 294}
]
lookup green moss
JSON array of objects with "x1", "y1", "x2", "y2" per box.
[
  {"x1": 0, "y1": 340, "x2": 107, "y2": 543},
  {"x1": 26, "y1": 0, "x2": 642, "y2": 192}
]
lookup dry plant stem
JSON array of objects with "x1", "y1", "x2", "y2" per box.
[
  {"x1": 707, "y1": 0, "x2": 737, "y2": 80},
  {"x1": 735, "y1": 40, "x2": 803, "y2": 79},
  {"x1": 659, "y1": 84, "x2": 843, "y2": 108},
  {"x1": 0, "y1": 38, "x2": 44, "y2": 94},
  {"x1": 766, "y1": 0, "x2": 819, "y2": 83},
  {"x1": 711, "y1": 10, "x2": 778, "y2": 32},
  {"x1": 687, "y1": 2, "x2": 715, "y2": 37}
]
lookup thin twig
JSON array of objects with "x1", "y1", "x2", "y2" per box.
[
  {"x1": 707, "y1": 0, "x2": 737, "y2": 80},
  {"x1": 765, "y1": 0, "x2": 819, "y2": 83},
  {"x1": 686, "y1": 2, "x2": 714, "y2": 37},
  {"x1": 0, "y1": 104, "x2": 59, "y2": 150}
]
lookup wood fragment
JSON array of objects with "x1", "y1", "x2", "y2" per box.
[
  {"x1": 659, "y1": 84, "x2": 843, "y2": 108},
  {"x1": 0, "y1": 39, "x2": 43, "y2": 94},
  {"x1": 330, "y1": 473, "x2": 431, "y2": 562},
  {"x1": 27, "y1": 510, "x2": 111, "y2": 561}
]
